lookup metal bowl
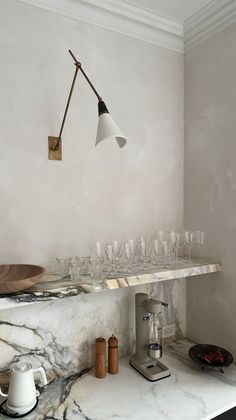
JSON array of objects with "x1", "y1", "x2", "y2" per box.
[{"x1": 0, "y1": 264, "x2": 45, "y2": 294}]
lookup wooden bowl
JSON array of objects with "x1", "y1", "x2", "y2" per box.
[{"x1": 0, "y1": 264, "x2": 45, "y2": 294}]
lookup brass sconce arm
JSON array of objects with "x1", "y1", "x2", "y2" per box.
[
  {"x1": 68, "y1": 50, "x2": 102, "y2": 102},
  {"x1": 48, "y1": 50, "x2": 127, "y2": 160}
]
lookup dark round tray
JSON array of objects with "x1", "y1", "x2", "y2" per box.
[{"x1": 189, "y1": 344, "x2": 233, "y2": 372}]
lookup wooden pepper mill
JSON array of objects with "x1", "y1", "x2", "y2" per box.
[
  {"x1": 108, "y1": 334, "x2": 118, "y2": 374},
  {"x1": 95, "y1": 337, "x2": 106, "y2": 378}
]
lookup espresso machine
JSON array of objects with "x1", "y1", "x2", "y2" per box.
[{"x1": 130, "y1": 293, "x2": 170, "y2": 381}]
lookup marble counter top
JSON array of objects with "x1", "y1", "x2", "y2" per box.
[
  {"x1": 0, "y1": 259, "x2": 221, "y2": 310},
  {"x1": 10, "y1": 339, "x2": 236, "y2": 420}
]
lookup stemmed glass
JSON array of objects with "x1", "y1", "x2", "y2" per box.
[
  {"x1": 112, "y1": 240, "x2": 123, "y2": 272},
  {"x1": 137, "y1": 237, "x2": 151, "y2": 269},
  {"x1": 129, "y1": 239, "x2": 135, "y2": 259},
  {"x1": 151, "y1": 239, "x2": 161, "y2": 266},
  {"x1": 104, "y1": 241, "x2": 124, "y2": 274},
  {"x1": 195, "y1": 231, "x2": 205, "y2": 259},
  {"x1": 123, "y1": 241, "x2": 133, "y2": 272},
  {"x1": 152, "y1": 231, "x2": 179, "y2": 268},
  {"x1": 154, "y1": 231, "x2": 170, "y2": 268},
  {"x1": 93, "y1": 241, "x2": 105, "y2": 259},
  {"x1": 104, "y1": 242, "x2": 115, "y2": 275},
  {"x1": 160, "y1": 240, "x2": 171, "y2": 268},
  {"x1": 169, "y1": 231, "x2": 178, "y2": 267},
  {"x1": 183, "y1": 231, "x2": 194, "y2": 261}
]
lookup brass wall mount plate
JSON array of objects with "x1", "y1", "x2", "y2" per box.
[{"x1": 48, "y1": 136, "x2": 62, "y2": 160}]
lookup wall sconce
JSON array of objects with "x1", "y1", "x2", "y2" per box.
[{"x1": 48, "y1": 50, "x2": 127, "y2": 160}]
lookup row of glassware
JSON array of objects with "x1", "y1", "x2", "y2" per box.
[{"x1": 56, "y1": 230, "x2": 206, "y2": 282}]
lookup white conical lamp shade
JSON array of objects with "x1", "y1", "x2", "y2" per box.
[{"x1": 95, "y1": 101, "x2": 127, "y2": 148}]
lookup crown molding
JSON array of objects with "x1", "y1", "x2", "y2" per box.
[
  {"x1": 184, "y1": 0, "x2": 236, "y2": 53},
  {"x1": 17, "y1": 0, "x2": 184, "y2": 53}
]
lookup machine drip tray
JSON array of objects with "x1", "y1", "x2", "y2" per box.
[{"x1": 130, "y1": 357, "x2": 170, "y2": 381}]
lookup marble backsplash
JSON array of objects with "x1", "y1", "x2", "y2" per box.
[{"x1": 0, "y1": 279, "x2": 186, "y2": 382}]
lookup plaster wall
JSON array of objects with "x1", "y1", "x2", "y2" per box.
[
  {"x1": 0, "y1": 0, "x2": 184, "y2": 374},
  {"x1": 185, "y1": 23, "x2": 236, "y2": 356},
  {"x1": 0, "y1": 0, "x2": 183, "y2": 268}
]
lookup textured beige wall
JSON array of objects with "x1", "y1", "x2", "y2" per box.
[
  {"x1": 0, "y1": 0, "x2": 184, "y2": 270},
  {"x1": 0, "y1": 0, "x2": 185, "y2": 369},
  {"x1": 185, "y1": 23, "x2": 236, "y2": 355}
]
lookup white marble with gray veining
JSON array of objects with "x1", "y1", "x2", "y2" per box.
[
  {"x1": 0, "y1": 278, "x2": 187, "y2": 383},
  {"x1": 0, "y1": 260, "x2": 220, "y2": 402},
  {"x1": 3, "y1": 339, "x2": 236, "y2": 420},
  {"x1": 0, "y1": 259, "x2": 221, "y2": 310}
]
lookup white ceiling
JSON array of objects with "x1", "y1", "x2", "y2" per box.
[{"x1": 130, "y1": 0, "x2": 213, "y2": 22}]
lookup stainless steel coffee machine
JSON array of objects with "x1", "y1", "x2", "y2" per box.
[{"x1": 130, "y1": 293, "x2": 170, "y2": 381}]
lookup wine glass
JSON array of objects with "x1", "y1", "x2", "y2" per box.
[
  {"x1": 195, "y1": 231, "x2": 206, "y2": 259},
  {"x1": 129, "y1": 239, "x2": 135, "y2": 258},
  {"x1": 123, "y1": 241, "x2": 133, "y2": 272},
  {"x1": 104, "y1": 242, "x2": 115, "y2": 275},
  {"x1": 183, "y1": 231, "x2": 194, "y2": 261},
  {"x1": 159, "y1": 240, "x2": 171, "y2": 268},
  {"x1": 169, "y1": 231, "x2": 178, "y2": 267},
  {"x1": 112, "y1": 240, "x2": 124, "y2": 272},
  {"x1": 151, "y1": 239, "x2": 161, "y2": 266},
  {"x1": 137, "y1": 237, "x2": 151, "y2": 269},
  {"x1": 92, "y1": 241, "x2": 105, "y2": 259}
]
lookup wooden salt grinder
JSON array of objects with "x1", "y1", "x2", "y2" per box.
[
  {"x1": 108, "y1": 334, "x2": 118, "y2": 374},
  {"x1": 95, "y1": 337, "x2": 106, "y2": 378}
]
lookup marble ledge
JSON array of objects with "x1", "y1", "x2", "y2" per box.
[
  {"x1": 0, "y1": 259, "x2": 222, "y2": 310},
  {"x1": 11, "y1": 339, "x2": 236, "y2": 420}
]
